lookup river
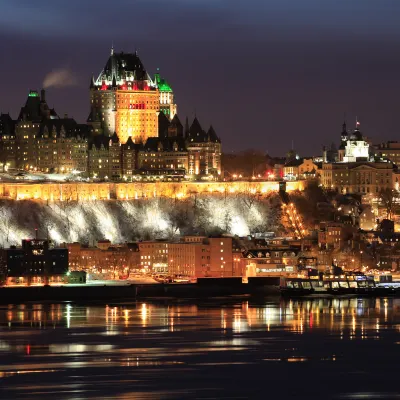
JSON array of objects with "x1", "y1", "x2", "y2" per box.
[{"x1": 0, "y1": 297, "x2": 399, "y2": 399}]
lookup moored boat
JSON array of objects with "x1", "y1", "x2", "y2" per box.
[{"x1": 280, "y1": 273, "x2": 376, "y2": 297}]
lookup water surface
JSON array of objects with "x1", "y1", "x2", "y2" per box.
[{"x1": 0, "y1": 298, "x2": 399, "y2": 399}]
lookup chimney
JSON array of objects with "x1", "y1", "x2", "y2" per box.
[
  {"x1": 64, "y1": 113, "x2": 68, "y2": 119},
  {"x1": 41, "y1": 89, "x2": 46, "y2": 102}
]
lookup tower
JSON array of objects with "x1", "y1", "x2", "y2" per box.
[
  {"x1": 154, "y1": 69, "x2": 177, "y2": 119},
  {"x1": 90, "y1": 48, "x2": 161, "y2": 144}
]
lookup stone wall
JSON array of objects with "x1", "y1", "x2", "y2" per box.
[{"x1": 0, "y1": 180, "x2": 306, "y2": 201}]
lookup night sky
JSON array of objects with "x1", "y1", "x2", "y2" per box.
[{"x1": 1, "y1": 0, "x2": 399, "y2": 155}]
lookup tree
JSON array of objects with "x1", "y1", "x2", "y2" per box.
[{"x1": 239, "y1": 182, "x2": 260, "y2": 210}]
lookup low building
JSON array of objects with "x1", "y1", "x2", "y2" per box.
[
  {"x1": 318, "y1": 221, "x2": 355, "y2": 250},
  {"x1": 137, "y1": 236, "x2": 236, "y2": 278},
  {"x1": 138, "y1": 241, "x2": 169, "y2": 274},
  {"x1": 298, "y1": 158, "x2": 320, "y2": 179},
  {"x1": 6, "y1": 239, "x2": 68, "y2": 285},
  {"x1": 373, "y1": 141, "x2": 400, "y2": 166},
  {"x1": 242, "y1": 247, "x2": 300, "y2": 277},
  {"x1": 66, "y1": 241, "x2": 140, "y2": 277}
]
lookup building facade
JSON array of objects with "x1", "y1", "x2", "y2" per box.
[
  {"x1": 90, "y1": 49, "x2": 176, "y2": 144},
  {"x1": 6, "y1": 239, "x2": 68, "y2": 285},
  {"x1": 321, "y1": 122, "x2": 396, "y2": 194}
]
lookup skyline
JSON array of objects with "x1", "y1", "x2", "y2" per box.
[{"x1": 1, "y1": 0, "x2": 400, "y2": 155}]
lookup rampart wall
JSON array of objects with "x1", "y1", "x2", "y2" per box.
[{"x1": 0, "y1": 180, "x2": 306, "y2": 201}]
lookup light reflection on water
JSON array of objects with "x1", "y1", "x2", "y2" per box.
[{"x1": 0, "y1": 298, "x2": 399, "y2": 399}]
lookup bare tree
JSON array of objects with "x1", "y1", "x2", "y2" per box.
[{"x1": 239, "y1": 182, "x2": 260, "y2": 210}]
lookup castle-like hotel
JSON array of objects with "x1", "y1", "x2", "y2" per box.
[{"x1": 0, "y1": 49, "x2": 221, "y2": 179}]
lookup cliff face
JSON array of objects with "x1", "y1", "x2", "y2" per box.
[{"x1": 0, "y1": 193, "x2": 284, "y2": 246}]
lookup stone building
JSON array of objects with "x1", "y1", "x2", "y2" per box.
[
  {"x1": 66, "y1": 241, "x2": 140, "y2": 277},
  {"x1": 321, "y1": 122, "x2": 396, "y2": 194},
  {"x1": 88, "y1": 134, "x2": 112, "y2": 179},
  {"x1": 0, "y1": 113, "x2": 16, "y2": 170},
  {"x1": 0, "y1": 49, "x2": 221, "y2": 180},
  {"x1": 186, "y1": 117, "x2": 221, "y2": 177},
  {"x1": 89, "y1": 48, "x2": 176, "y2": 144},
  {"x1": 15, "y1": 90, "x2": 57, "y2": 169},
  {"x1": 121, "y1": 137, "x2": 137, "y2": 177},
  {"x1": 373, "y1": 141, "x2": 400, "y2": 166},
  {"x1": 37, "y1": 120, "x2": 89, "y2": 173},
  {"x1": 137, "y1": 236, "x2": 236, "y2": 278}
]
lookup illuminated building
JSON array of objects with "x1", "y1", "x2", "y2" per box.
[
  {"x1": 15, "y1": 90, "x2": 57, "y2": 169},
  {"x1": 138, "y1": 241, "x2": 169, "y2": 274},
  {"x1": 0, "y1": 113, "x2": 16, "y2": 170},
  {"x1": 242, "y1": 247, "x2": 300, "y2": 277},
  {"x1": 138, "y1": 236, "x2": 236, "y2": 278},
  {"x1": 138, "y1": 136, "x2": 188, "y2": 173},
  {"x1": 318, "y1": 221, "x2": 356, "y2": 250},
  {"x1": 88, "y1": 134, "x2": 112, "y2": 179},
  {"x1": 155, "y1": 71, "x2": 177, "y2": 119},
  {"x1": 6, "y1": 239, "x2": 68, "y2": 285},
  {"x1": 90, "y1": 49, "x2": 177, "y2": 144},
  {"x1": 109, "y1": 132, "x2": 122, "y2": 179},
  {"x1": 121, "y1": 137, "x2": 137, "y2": 177},
  {"x1": 186, "y1": 117, "x2": 221, "y2": 176},
  {"x1": 338, "y1": 122, "x2": 370, "y2": 162},
  {"x1": 322, "y1": 121, "x2": 396, "y2": 194},
  {"x1": 37, "y1": 120, "x2": 89, "y2": 173},
  {"x1": 66, "y1": 241, "x2": 140, "y2": 276},
  {"x1": 321, "y1": 161, "x2": 394, "y2": 194},
  {"x1": 373, "y1": 141, "x2": 400, "y2": 165}
]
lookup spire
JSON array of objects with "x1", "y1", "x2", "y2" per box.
[
  {"x1": 356, "y1": 117, "x2": 360, "y2": 130},
  {"x1": 90, "y1": 74, "x2": 95, "y2": 89},
  {"x1": 185, "y1": 117, "x2": 189, "y2": 137},
  {"x1": 342, "y1": 112, "x2": 347, "y2": 133},
  {"x1": 111, "y1": 43, "x2": 114, "y2": 56}
]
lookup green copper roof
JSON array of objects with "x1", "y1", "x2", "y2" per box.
[{"x1": 155, "y1": 73, "x2": 172, "y2": 92}]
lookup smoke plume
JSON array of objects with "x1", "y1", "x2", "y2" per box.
[{"x1": 43, "y1": 68, "x2": 77, "y2": 89}]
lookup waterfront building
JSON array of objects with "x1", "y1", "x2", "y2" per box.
[
  {"x1": 138, "y1": 236, "x2": 236, "y2": 278},
  {"x1": 138, "y1": 241, "x2": 169, "y2": 274},
  {"x1": 242, "y1": 246, "x2": 300, "y2": 277},
  {"x1": 6, "y1": 239, "x2": 68, "y2": 285},
  {"x1": 66, "y1": 241, "x2": 140, "y2": 277}
]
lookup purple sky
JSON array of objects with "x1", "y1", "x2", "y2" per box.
[{"x1": 1, "y1": 0, "x2": 400, "y2": 155}]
